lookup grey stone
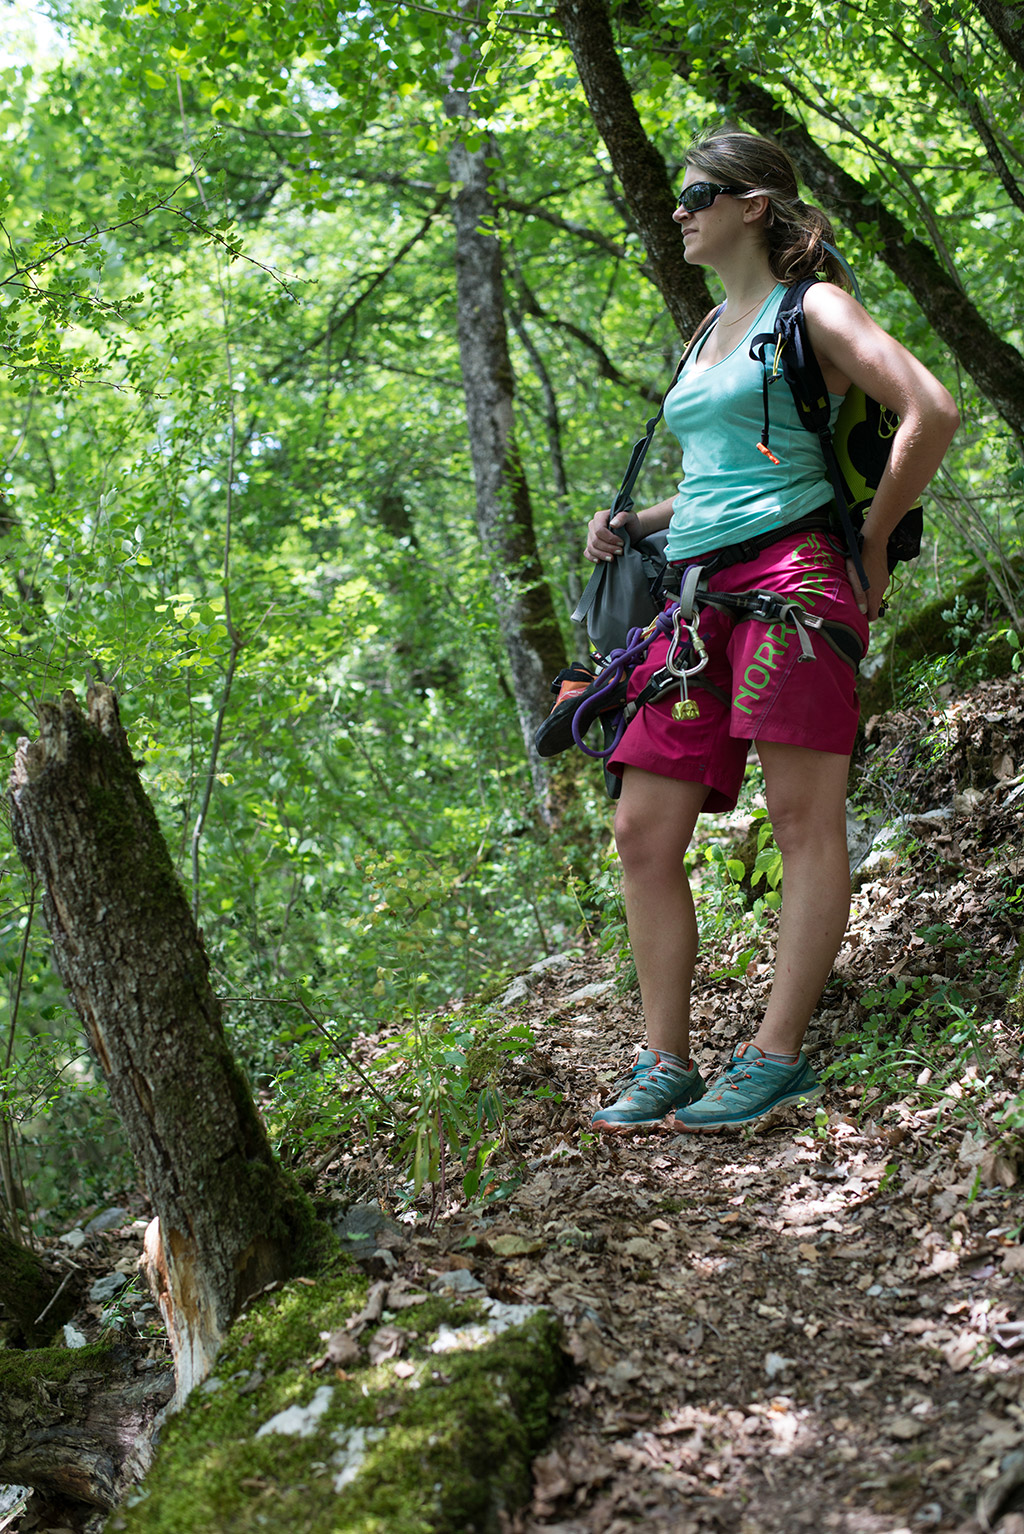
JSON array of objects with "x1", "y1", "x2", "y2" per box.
[
  {"x1": 89, "y1": 1272, "x2": 129, "y2": 1303},
  {"x1": 335, "y1": 1202, "x2": 404, "y2": 1254},
  {"x1": 566, "y1": 981, "x2": 614, "y2": 1003},
  {"x1": 84, "y1": 1206, "x2": 129, "y2": 1234},
  {"x1": 430, "y1": 1269, "x2": 485, "y2": 1296}
]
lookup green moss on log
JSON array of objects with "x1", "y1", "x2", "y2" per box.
[
  {"x1": 108, "y1": 1267, "x2": 564, "y2": 1534},
  {"x1": 0, "y1": 1339, "x2": 118, "y2": 1389}
]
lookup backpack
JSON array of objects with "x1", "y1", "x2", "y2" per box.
[{"x1": 749, "y1": 277, "x2": 923, "y2": 583}]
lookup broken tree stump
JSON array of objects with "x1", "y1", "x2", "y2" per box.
[{"x1": 8, "y1": 686, "x2": 330, "y2": 1405}]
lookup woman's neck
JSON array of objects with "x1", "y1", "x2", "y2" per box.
[{"x1": 713, "y1": 254, "x2": 778, "y2": 317}]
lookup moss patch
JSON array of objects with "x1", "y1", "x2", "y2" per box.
[
  {"x1": 108, "y1": 1266, "x2": 564, "y2": 1534},
  {"x1": 857, "y1": 569, "x2": 1015, "y2": 721}
]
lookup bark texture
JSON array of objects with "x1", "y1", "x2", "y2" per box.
[
  {"x1": 718, "y1": 72, "x2": 1024, "y2": 439},
  {"x1": 7, "y1": 687, "x2": 324, "y2": 1403},
  {"x1": 0, "y1": 1343, "x2": 172, "y2": 1508},
  {"x1": 445, "y1": 92, "x2": 567, "y2": 805},
  {"x1": 971, "y1": 0, "x2": 1024, "y2": 69},
  {"x1": 555, "y1": 0, "x2": 714, "y2": 338}
]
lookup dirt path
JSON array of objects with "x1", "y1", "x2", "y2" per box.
[{"x1": 462, "y1": 952, "x2": 1024, "y2": 1534}]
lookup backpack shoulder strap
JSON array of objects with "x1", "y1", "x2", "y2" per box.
[
  {"x1": 609, "y1": 305, "x2": 722, "y2": 527},
  {"x1": 749, "y1": 281, "x2": 870, "y2": 591}
]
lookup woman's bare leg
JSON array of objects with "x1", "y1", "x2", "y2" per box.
[
  {"x1": 753, "y1": 741, "x2": 852, "y2": 1054},
  {"x1": 613, "y1": 767, "x2": 709, "y2": 1059}
]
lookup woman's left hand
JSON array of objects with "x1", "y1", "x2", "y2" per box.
[{"x1": 846, "y1": 538, "x2": 891, "y2": 623}]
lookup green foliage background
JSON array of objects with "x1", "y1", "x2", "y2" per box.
[{"x1": 0, "y1": 0, "x2": 1021, "y2": 1226}]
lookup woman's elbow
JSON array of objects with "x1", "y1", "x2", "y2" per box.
[{"x1": 937, "y1": 386, "x2": 960, "y2": 442}]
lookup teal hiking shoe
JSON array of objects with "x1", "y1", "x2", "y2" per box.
[
  {"x1": 592, "y1": 1049, "x2": 706, "y2": 1134},
  {"x1": 673, "y1": 1043, "x2": 820, "y2": 1133}
]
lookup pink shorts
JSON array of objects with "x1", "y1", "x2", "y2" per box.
[{"x1": 609, "y1": 527, "x2": 869, "y2": 812}]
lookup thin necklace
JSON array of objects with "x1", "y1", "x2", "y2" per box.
[{"x1": 717, "y1": 288, "x2": 775, "y2": 329}]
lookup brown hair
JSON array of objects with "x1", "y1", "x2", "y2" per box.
[{"x1": 685, "y1": 126, "x2": 851, "y2": 290}]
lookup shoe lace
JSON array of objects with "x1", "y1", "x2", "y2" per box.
[
  {"x1": 717, "y1": 1055, "x2": 763, "y2": 1094},
  {"x1": 629, "y1": 1058, "x2": 687, "y2": 1096}
]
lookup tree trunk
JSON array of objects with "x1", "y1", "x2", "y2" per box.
[
  {"x1": 717, "y1": 72, "x2": 1024, "y2": 440},
  {"x1": 555, "y1": 0, "x2": 715, "y2": 339},
  {"x1": 0, "y1": 1228, "x2": 77, "y2": 1347},
  {"x1": 445, "y1": 80, "x2": 568, "y2": 809},
  {"x1": 0, "y1": 1341, "x2": 172, "y2": 1508},
  {"x1": 7, "y1": 686, "x2": 328, "y2": 1405},
  {"x1": 970, "y1": 0, "x2": 1024, "y2": 70}
]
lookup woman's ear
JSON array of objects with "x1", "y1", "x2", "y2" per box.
[{"x1": 741, "y1": 195, "x2": 771, "y2": 225}]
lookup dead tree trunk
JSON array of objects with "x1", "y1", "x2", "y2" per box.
[
  {"x1": 0, "y1": 1342, "x2": 173, "y2": 1509},
  {"x1": 7, "y1": 686, "x2": 328, "y2": 1405}
]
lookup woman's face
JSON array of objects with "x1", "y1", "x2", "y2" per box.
[{"x1": 672, "y1": 166, "x2": 756, "y2": 265}]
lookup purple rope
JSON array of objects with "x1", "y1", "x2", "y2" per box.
[{"x1": 571, "y1": 606, "x2": 679, "y2": 759}]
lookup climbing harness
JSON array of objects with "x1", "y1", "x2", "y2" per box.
[{"x1": 562, "y1": 561, "x2": 864, "y2": 765}]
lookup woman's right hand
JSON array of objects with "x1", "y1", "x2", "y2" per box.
[{"x1": 585, "y1": 509, "x2": 636, "y2": 563}]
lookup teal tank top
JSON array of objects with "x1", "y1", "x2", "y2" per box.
[{"x1": 663, "y1": 284, "x2": 846, "y2": 562}]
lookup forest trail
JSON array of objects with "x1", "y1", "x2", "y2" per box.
[
  {"x1": 467, "y1": 952, "x2": 1024, "y2": 1534},
  {"x1": 379, "y1": 673, "x2": 1024, "y2": 1534}
]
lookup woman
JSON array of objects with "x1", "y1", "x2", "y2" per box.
[{"x1": 586, "y1": 127, "x2": 958, "y2": 1134}]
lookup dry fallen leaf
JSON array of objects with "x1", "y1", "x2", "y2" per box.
[{"x1": 488, "y1": 1234, "x2": 547, "y2": 1256}]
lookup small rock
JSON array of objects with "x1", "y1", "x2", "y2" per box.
[
  {"x1": 431, "y1": 1322, "x2": 492, "y2": 1353},
  {"x1": 482, "y1": 1298, "x2": 541, "y2": 1334},
  {"x1": 84, "y1": 1207, "x2": 129, "y2": 1235},
  {"x1": 256, "y1": 1385, "x2": 334, "y2": 1438},
  {"x1": 63, "y1": 1323, "x2": 88, "y2": 1349},
  {"x1": 498, "y1": 976, "x2": 530, "y2": 1007},
  {"x1": 334, "y1": 1203, "x2": 404, "y2": 1255},
  {"x1": 331, "y1": 1425, "x2": 385, "y2": 1492},
  {"x1": 886, "y1": 1414, "x2": 926, "y2": 1439},
  {"x1": 528, "y1": 953, "x2": 573, "y2": 978},
  {"x1": 764, "y1": 1352, "x2": 792, "y2": 1380},
  {"x1": 60, "y1": 1228, "x2": 87, "y2": 1251},
  {"x1": 566, "y1": 981, "x2": 614, "y2": 1004},
  {"x1": 89, "y1": 1272, "x2": 129, "y2": 1304},
  {"x1": 621, "y1": 1237, "x2": 660, "y2": 1261},
  {"x1": 430, "y1": 1269, "x2": 485, "y2": 1295}
]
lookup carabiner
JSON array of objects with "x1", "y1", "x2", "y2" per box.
[{"x1": 665, "y1": 604, "x2": 709, "y2": 680}]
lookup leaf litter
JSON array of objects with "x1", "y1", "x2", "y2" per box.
[{"x1": 318, "y1": 676, "x2": 1024, "y2": 1534}]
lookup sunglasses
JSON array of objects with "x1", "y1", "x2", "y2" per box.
[{"x1": 676, "y1": 181, "x2": 740, "y2": 213}]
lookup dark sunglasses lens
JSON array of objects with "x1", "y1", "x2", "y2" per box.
[{"x1": 678, "y1": 183, "x2": 712, "y2": 213}]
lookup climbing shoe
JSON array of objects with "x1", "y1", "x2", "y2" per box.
[
  {"x1": 534, "y1": 664, "x2": 626, "y2": 759},
  {"x1": 673, "y1": 1043, "x2": 820, "y2": 1133},
  {"x1": 592, "y1": 1049, "x2": 706, "y2": 1134}
]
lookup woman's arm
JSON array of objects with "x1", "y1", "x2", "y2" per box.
[
  {"x1": 802, "y1": 283, "x2": 960, "y2": 621},
  {"x1": 585, "y1": 497, "x2": 676, "y2": 563}
]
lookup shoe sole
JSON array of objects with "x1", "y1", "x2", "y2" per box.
[
  {"x1": 593, "y1": 1112, "x2": 682, "y2": 1136},
  {"x1": 534, "y1": 681, "x2": 627, "y2": 759},
  {"x1": 673, "y1": 1083, "x2": 821, "y2": 1135}
]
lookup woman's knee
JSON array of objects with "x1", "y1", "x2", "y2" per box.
[{"x1": 614, "y1": 802, "x2": 692, "y2": 876}]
